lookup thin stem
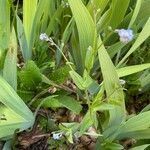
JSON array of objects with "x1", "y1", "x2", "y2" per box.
[
  {"x1": 49, "y1": 41, "x2": 74, "y2": 71},
  {"x1": 85, "y1": 89, "x2": 90, "y2": 107}
]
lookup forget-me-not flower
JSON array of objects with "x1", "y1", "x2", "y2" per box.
[
  {"x1": 52, "y1": 132, "x2": 63, "y2": 140},
  {"x1": 39, "y1": 33, "x2": 49, "y2": 41},
  {"x1": 39, "y1": 33, "x2": 55, "y2": 45},
  {"x1": 115, "y1": 29, "x2": 134, "y2": 43}
]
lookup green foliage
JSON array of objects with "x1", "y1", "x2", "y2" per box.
[
  {"x1": 0, "y1": 76, "x2": 34, "y2": 139},
  {"x1": 34, "y1": 95, "x2": 82, "y2": 114},
  {"x1": 0, "y1": 0, "x2": 10, "y2": 69},
  {"x1": 19, "y1": 60, "x2": 42, "y2": 90},
  {"x1": 0, "y1": 0, "x2": 150, "y2": 149},
  {"x1": 50, "y1": 65, "x2": 71, "y2": 84},
  {"x1": 68, "y1": 0, "x2": 96, "y2": 74},
  {"x1": 3, "y1": 27, "x2": 17, "y2": 91}
]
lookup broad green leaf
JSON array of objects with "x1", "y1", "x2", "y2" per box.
[
  {"x1": 3, "y1": 27, "x2": 17, "y2": 91},
  {"x1": 103, "y1": 142, "x2": 124, "y2": 150},
  {"x1": 130, "y1": 145, "x2": 150, "y2": 150},
  {"x1": 69, "y1": 70, "x2": 84, "y2": 90},
  {"x1": 36, "y1": 95, "x2": 82, "y2": 114},
  {"x1": 117, "y1": 63, "x2": 150, "y2": 77},
  {"x1": 68, "y1": 0, "x2": 96, "y2": 73},
  {"x1": 117, "y1": 129, "x2": 150, "y2": 140},
  {"x1": 0, "y1": 0, "x2": 10, "y2": 50},
  {"x1": 98, "y1": 36, "x2": 125, "y2": 130},
  {"x1": 119, "y1": 111, "x2": 150, "y2": 135},
  {"x1": 37, "y1": 96, "x2": 62, "y2": 108},
  {"x1": 19, "y1": 61, "x2": 42, "y2": 90},
  {"x1": 0, "y1": 76, "x2": 34, "y2": 120},
  {"x1": 98, "y1": 37, "x2": 124, "y2": 105},
  {"x1": 58, "y1": 95, "x2": 82, "y2": 114},
  {"x1": 23, "y1": 0, "x2": 37, "y2": 47},
  {"x1": 0, "y1": 76, "x2": 34, "y2": 138},
  {"x1": 0, "y1": 106, "x2": 32, "y2": 138},
  {"x1": 109, "y1": 0, "x2": 130, "y2": 29},
  {"x1": 93, "y1": 103, "x2": 114, "y2": 112},
  {"x1": 118, "y1": 17, "x2": 150, "y2": 66},
  {"x1": 0, "y1": 0, "x2": 10, "y2": 68}
]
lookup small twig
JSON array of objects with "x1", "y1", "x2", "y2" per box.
[{"x1": 32, "y1": 133, "x2": 51, "y2": 139}]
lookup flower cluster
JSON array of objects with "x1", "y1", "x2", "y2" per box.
[
  {"x1": 115, "y1": 29, "x2": 134, "y2": 43},
  {"x1": 52, "y1": 132, "x2": 63, "y2": 140},
  {"x1": 39, "y1": 33, "x2": 55, "y2": 45}
]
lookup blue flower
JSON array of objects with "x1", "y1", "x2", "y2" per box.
[
  {"x1": 39, "y1": 33, "x2": 49, "y2": 41},
  {"x1": 52, "y1": 132, "x2": 63, "y2": 140},
  {"x1": 115, "y1": 29, "x2": 134, "y2": 43}
]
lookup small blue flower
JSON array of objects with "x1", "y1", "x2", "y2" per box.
[
  {"x1": 39, "y1": 33, "x2": 49, "y2": 41},
  {"x1": 115, "y1": 29, "x2": 134, "y2": 43},
  {"x1": 52, "y1": 132, "x2": 63, "y2": 140}
]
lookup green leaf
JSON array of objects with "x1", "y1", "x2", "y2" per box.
[
  {"x1": 109, "y1": 0, "x2": 130, "y2": 29},
  {"x1": 117, "y1": 129, "x2": 150, "y2": 140},
  {"x1": 128, "y1": 0, "x2": 143, "y2": 28},
  {"x1": 23, "y1": 0, "x2": 37, "y2": 47},
  {"x1": 118, "y1": 111, "x2": 150, "y2": 139},
  {"x1": 3, "y1": 27, "x2": 17, "y2": 91},
  {"x1": 129, "y1": 145, "x2": 150, "y2": 150},
  {"x1": 16, "y1": 16, "x2": 29, "y2": 62},
  {"x1": 69, "y1": 70, "x2": 84, "y2": 90},
  {"x1": 103, "y1": 142, "x2": 124, "y2": 150},
  {"x1": 36, "y1": 96, "x2": 62, "y2": 108},
  {"x1": 83, "y1": 70, "x2": 94, "y2": 89},
  {"x1": 57, "y1": 95, "x2": 82, "y2": 114},
  {"x1": 0, "y1": 76, "x2": 34, "y2": 138},
  {"x1": 0, "y1": 0, "x2": 10, "y2": 68},
  {"x1": 19, "y1": 60, "x2": 42, "y2": 90},
  {"x1": 98, "y1": 36, "x2": 126, "y2": 131},
  {"x1": 0, "y1": 0, "x2": 10, "y2": 50},
  {"x1": 79, "y1": 111, "x2": 94, "y2": 134},
  {"x1": 68, "y1": 0, "x2": 96, "y2": 73},
  {"x1": 117, "y1": 63, "x2": 150, "y2": 77},
  {"x1": 93, "y1": 103, "x2": 114, "y2": 112},
  {"x1": 98, "y1": 37, "x2": 124, "y2": 102},
  {"x1": 37, "y1": 95, "x2": 82, "y2": 114}
]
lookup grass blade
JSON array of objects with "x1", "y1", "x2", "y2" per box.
[
  {"x1": 128, "y1": 0, "x2": 143, "y2": 28},
  {"x1": 117, "y1": 63, "x2": 150, "y2": 77}
]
